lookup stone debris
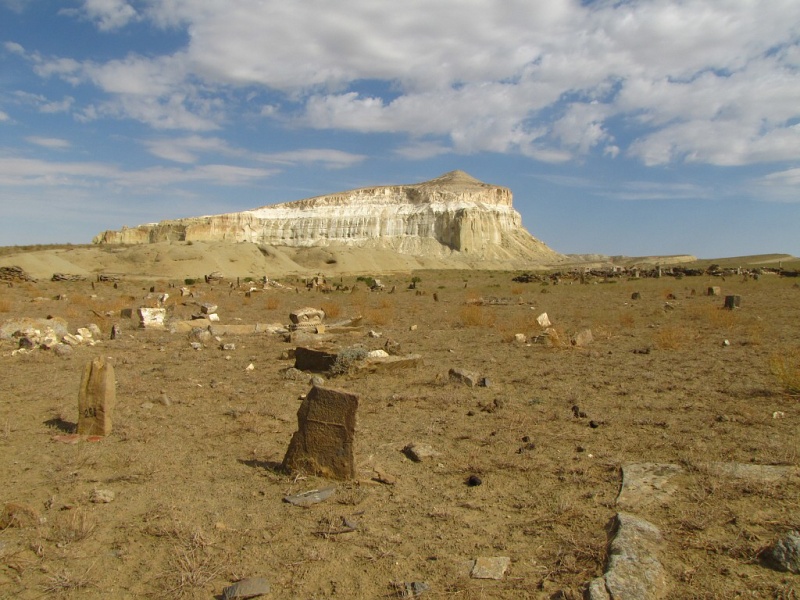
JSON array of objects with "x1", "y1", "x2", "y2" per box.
[
  {"x1": 587, "y1": 513, "x2": 668, "y2": 600},
  {"x1": 200, "y1": 303, "x2": 218, "y2": 314},
  {"x1": 0, "y1": 266, "x2": 36, "y2": 282},
  {"x1": 77, "y1": 356, "x2": 115, "y2": 436},
  {"x1": 372, "y1": 466, "x2": 396, "y2": 485},
  {"x1": 283, "y1": 486, "x2": 336, "y2": 507},
  {"x1": 51, "y1": 273, "x2": 87, "y2": 282},
  {"x1": 616, "y1": 463, "x2": 683, "y2": 511},
  {"x1": 392, "y1": 581, "x2": 430, "y2": 598},
  {"x1": 359, "y1": 353, "x2": 422, "y2": 373},
  {"x1": 222, "y1": 576, "x2": 272, "y2": 599},
  {"x1": 294, "y1": 346, "x2": 339, "y2": 373},
  {"x1": 402, "y1": 443, "x2": 439, "y2": 463},
  {"x1": 449, "y1": 368, "x2": 481, "y2": 387},
  {"x1": 536, "y1": 312, "x2": 552, "y2": 328},
  {"x1": 90, "y1": 489, "x2": 116, "y2": 503},
  {"x1": 470, "y1": 556, "x2": 511, "y2": 580},
  {"x1": 513, "y1": 333, "x2": 527, "y2": 343},
  {"x1": 571, "y1": 328, "x2": 593, "y2": 347},
  {"x1": 763, "y1": 530, "x2": 800, "y2": 574},
  {"x1": 282, "y1": 385, "x2": 358, "y2": 480},
  {"x1": 137, "y1": 307, "x2": 166, "y2": 329}
]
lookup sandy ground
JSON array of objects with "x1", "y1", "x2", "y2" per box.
[{"x1": 0, "y1": 260, "x2": 799, "y2": 599}]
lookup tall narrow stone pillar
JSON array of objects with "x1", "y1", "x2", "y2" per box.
[{"x1": 78, "y1": 357, "x2": 116, "y2": 436}]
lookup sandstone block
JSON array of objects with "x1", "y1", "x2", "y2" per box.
[
  {"x1": 290, "y1": 307, "x2": 325, "y2": 325},
  {"x1": 137, "y1": 307, "x2": 166, "y2": 329},
  {"x1": 282, "y1": 385, "x2": 358, "y2": 480},
  {"x1": 78, "y1": 356, "x2": 115, "y2": 436}
]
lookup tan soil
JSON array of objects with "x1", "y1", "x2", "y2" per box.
[{"x1": 0, "y1": 265, "x2": 798, "y2": 599}]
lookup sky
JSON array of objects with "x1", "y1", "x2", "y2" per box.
[{"x1": 1, "y1": 0, "x2": 799, "y2": 259}]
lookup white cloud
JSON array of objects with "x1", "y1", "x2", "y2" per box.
[
  {"x1": 73, "y1": 0, "x2": 138, "y2": 31},
  {"x1": 753, "y1": 167, "x2": 800, "y2": 202},
  {"x1": 255, "y1": 148, "x2": 366, "y2": 169},
  {"x1": 15, "y1": 0, "x2": 800, "y2": 167},
  {"x1": 25, "y1": 137, "x2": 71, "y2": 149},
  {"x1": 0, "y1": 110, "x2": 9, "y2": 122},
  {"x1": 145, "y1": 136, "x2": 235, "y2": 163}
]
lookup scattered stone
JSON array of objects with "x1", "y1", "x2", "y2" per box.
[
  {"x1": 310, "y1": 375, "x2": 325, "y2": 387},
  {"x1": 762, "y1": 530, "x2": 800, "y2": 574},
  {"x1": 367, "y1": 349, "x2": 389, "y2": 358},
  {"x1": 536, "y1": 312, "x2": 551, "y2": 328},
  {"x1": 0, "y1": 265, "x2": 36, "y2": 283},
  {"x1": 571, "y1": 328, "x2": 593, "y2": 347},
  {"x1": 470, "y1": 556, "x2": 510, "y2": 580},
  {"x1": 77, "y1": 356, "x2": 115, "y2": 436},
  {"x1": 137, "y1": 307, "x2": 166, "y2": 329},
  {"x1": 0, "y1": 502, "x2": 41, "y2": 529},
  {"x1": 616, "y1": 463, "x2": 683, "y2": 511},
  {"x1": 384, "y1": 339, "x2": 401, "y2": 355},
  {"x1": 587, "y1": 513, "x2": 667, "y2": 600},
  {"x1": 513, "y1": 333, "x2": 527, "y2": 343},
  {"x1": 359, "y1": 353, "x2": 422, "y2": 373},
  {"x1": 294, "y1": 347, "x2": 339, "y2": 373},
  {"x1": 200, "y1": 303, "x2": 218, "y2": 314},
  {"x1": 245, "y1": 363, "x2": 255, "y2": 371},
  {"x1": 631, "y1": 292, "x2": 641, "y2": 300},
  {"x1": 282, "y1": 367, "x2": 307, "y2": 381},
  {"x1": 221, "y1": 343, "x2": 236, "y2": 351},
  {"x1": 392, "y1": 581, "x2": 430, "y2": 598},
  {"x1": 110, "y1": 324, "x2": 121, "y2": 340},
  {"x1": 773, "y1": 411, "x2": 786, "y2": 419},
  {"x1": 282, "y1": 385, "x2": 358, "y2": 480},
  {"x1": 283, "y1": 486, "x2": 336, "y2": 507},
  {"x1": 368, "y1": 330, "x2": 382, "y2": 338},
  {"x1": 589, "y1": 420, "x2": 601, "y2": 429},
  {"x1": 466, "y1": 475, "x2": 482, "y2": 487},
  {"x1": 449, "y1": 368, "x2": 481, "y2": 387},
  {"x1": 53, "y1": 343, "x2": 73, "y2": 357},
  {"x1": 90, "y1": 489, "x2": 115, "y2": 504},
  {"x1": 403, "y1": 443, "x2": 439, "y2": 462},
  {"x1": 222, "y1": 576, "x2": 272, "y2": 599}
]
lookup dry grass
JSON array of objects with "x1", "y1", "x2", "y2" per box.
[
  {"x1": 48, "y1": 508, "x2": 96, "y2": 546},
  {"x1": 42, "y1": 566, "x2": 95, "y2": 594},
  {"x1": 654, "y1": 324, "x2": 695, "y2": 350},
  {"x1": 458, "y1": 304, "x2": 496, "y2": 328},
  {"x1": 0, "y1": 297, "x2": 11, "y2": 312},
  {"x1": 770, "y1": 347, "x2": 800, "y2": 396},
  {"x1": 264, "y1": 295, "x2": 280, "y2": 311},
  {"x1": 320, "y1": 300, "x2": 342, "y2": 320},
  {"x1": 364, "y1": 298, "x2": 394, "y2": 326}
]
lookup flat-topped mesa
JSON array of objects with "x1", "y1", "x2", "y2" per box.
[{"x1": 94, "y1": 170, "x2": 561, "y2": 262}]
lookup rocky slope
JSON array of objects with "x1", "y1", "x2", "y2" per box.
[{"x1": 94, "y1": 171, "x2": 564, "y2": 265}]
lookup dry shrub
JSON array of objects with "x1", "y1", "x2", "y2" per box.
[
  {"x1": 654, "y1": 324, "x2": 694, "y2": 350},
  {"x1": 510, "y1": 285, "x2": 524, "y2": 296},
  {"x1": 264, "y1": 295, "x2": 280, "y2": 310},
  {"x1": 618, "y1": 311, "x2": 635, "y2": 328},
  {"x1": 687, "y1": 303, "x2": 739, "y2": 330},
  {"x1": 458, "y1": 304, "x2": 496, "y2": 328},
  {"x1": 0, "y1": 297, "x2": 11, "y2": 312},
  {"x1": 770, "y1": 347, "x2": 800, "y2": 396},
  {"x1": 320, "y1": 300, "x2": 341, "y2": 319},
  {"x1": 49, "y1": 508, "x2": 95, "y2": 545},
  {"x1": 42, "y1": 567, "x2": 94, "y2": 594},
  {"x1": 365, "y1": 306, "x2": 393, "y2": 326}
]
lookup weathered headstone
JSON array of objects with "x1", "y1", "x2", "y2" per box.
[
  {"x1": 724, "y1": 295, "x2": 741, "y2": 310},
  {"x1": 137, "y1": 307, "x2": 166, "y2": 329},
  {"x1": 572, "y1": 328, "x2": 594, "y2": 347},
  {"x1": 707, "y1": 286, "x2": 721, "y2": 296},
  {"x1": 282, "y1": 385, "x2": 358, "y2": 480},
  {"x1": 77, "y1": 356, "x2": 115, "y2": 436}
]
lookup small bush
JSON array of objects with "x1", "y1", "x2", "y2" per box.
[
  {"x1": 184, "y1": 278, "x2": 196, "y2": 285},
  {"x1": 654, "y1": 325, "x2": 694, "y2": 350},
  {"x1": 264, "y1": 296, "x2": 280, "y2": 311},
  {"x1": 320, "y1": 301, "x2": 341, "y2": 319},
  {"x1": 770, "y1": 348, "x2": 800, "y2": 396},
  {"x1": 329, "y1": 346, "x2": 368, "y2": 376},
  {"x1": 458, "y1": 304, "x2": 496, "y2": 328}
]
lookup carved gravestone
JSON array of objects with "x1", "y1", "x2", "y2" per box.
[
  {"x1": 77, "y1": 357, "x2": 115, "y2": 436},
  {"x1": 282, "y1": 385, "x2": 358, "y2": 480}
]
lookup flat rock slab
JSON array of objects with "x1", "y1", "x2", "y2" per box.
[
  {"x1": 588, "y1": 512, "x2": 668, "y2": 600},
  {"x1": 358, "y1": 354, "x2": 422, "y2": 372},
  {"x1": 470, "y1": 556, "x2": 511, "y2": 579},
  {"x1": 616, "y1": 463, "x2": 683, "y2": 510},
  {"x1": 403, "y1": 443, "x2": 440, "y2": 462},
  {"x1": 223, "y1": 576, "x2": 271, "y2": 599},
  {"x1": 703, "y1": 462, "x2": 798, "y2": 483},
  {"x1": 283, "y1": 487, "x2": 336, "y2": 507}
]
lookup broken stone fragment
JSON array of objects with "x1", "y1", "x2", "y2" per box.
[
  {"x1": 289, "y1": 307, "x2": 325, "y2": 325},
  {"x1": 137, "y1": 307, "x2": 166, "y2": 329},
  {"x1": 449, "y1": 368, "x2": 481, "y2": 387},
  {"x1": 283, "y1": 486, "x2": 336, "y2": 507},
  {"x1": 282, "y1": 385, "x2": 358, "y2": 480},
  {"x1": 763, "y1": 530, "x2": 800, "y2": 574},
  {"x1": 222, "y1": 576, "x2": 271, "y2": 599},
  {"x1": 403, "y1": 443, "x2": 439, "y2": 462},
  {"x1": 470, "y1": 556, "x2": 511, "y2": 580}
]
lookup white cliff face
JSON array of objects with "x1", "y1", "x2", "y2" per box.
[{"x1": 94, "y1": 170, "x2": 562, "y2": 262}]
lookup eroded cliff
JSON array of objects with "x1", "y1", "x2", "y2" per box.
[{"x1": 94, "y1": 170, "x2": 563, "y2": 264}]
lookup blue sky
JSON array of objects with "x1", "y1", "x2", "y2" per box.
[{"x1": 1, "y1": 0, "x2": 799, "y2": 258}]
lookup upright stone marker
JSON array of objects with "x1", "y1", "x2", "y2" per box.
[
  {"x1": 78, "y1": 357, "x2": 115, "y2": 436},
  {"x1": 282, "y1": 385, "x2": 358, "y2": 480}
]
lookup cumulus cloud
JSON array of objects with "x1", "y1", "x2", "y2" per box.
[{"x1": 15, "y1": 0, "x2": 800, "y2": 168}]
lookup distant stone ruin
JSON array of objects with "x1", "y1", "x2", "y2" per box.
[{"x1": 93, "y1": 170, "x2": 563, "y2": 264}]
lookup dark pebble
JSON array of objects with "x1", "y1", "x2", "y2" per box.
[{"x1": 466, "y1": 475, "x2": 482, "y2": 487}]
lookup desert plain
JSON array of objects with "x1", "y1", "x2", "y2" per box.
[{"x1": 0, "y1": 243, "x2": 799, "y2": 599}]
